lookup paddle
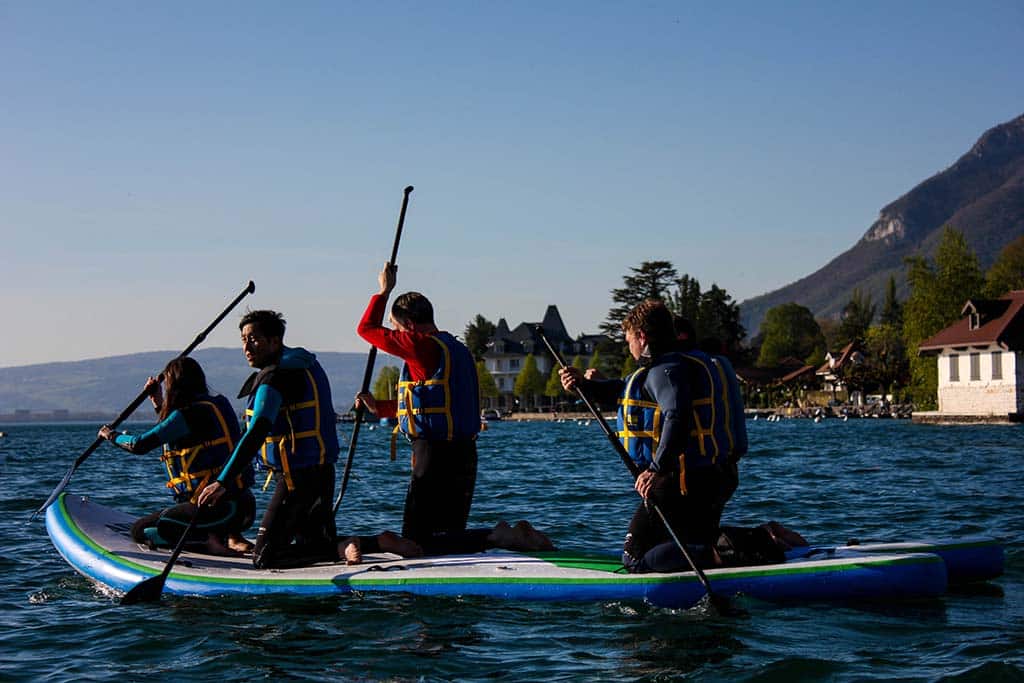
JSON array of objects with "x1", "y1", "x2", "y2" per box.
[
  {"x1": 120, "y1": 506, "x2": 201, "y2": 605},
  {"x1": 333, "y1": 185, "x2": 413, "y2": 515},
  {"x1": 31, "y1": 281, "x2": 256, "y2": 520},
  {"x1": 535, "y1": 327, "x2": 730, "y2": 610}
]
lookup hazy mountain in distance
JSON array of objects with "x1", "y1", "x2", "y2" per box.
[{"x1": 0, "y1": 347, "x2": 402, "y2": 419}]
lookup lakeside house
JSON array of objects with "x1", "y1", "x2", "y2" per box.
[
  {"x1": 482, "y1": 305, "x2": 608, "y2": 411},
  {"x1": 815, "y1": 341, "x2": 865, "y2": 403},
  {"x1": 916, "y1": 290, "x2": 1024, "y2": 422}
]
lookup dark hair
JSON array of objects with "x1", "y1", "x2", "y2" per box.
[
  {"x1": 160, "y1": 356, "x2": 209, "y2": 421},
  {"x1": 391, "y1": 292, "x2": 434, "y2": 325},
  {"x1": 239, "y1": 309, "x2": 286, "y2": 340},
  {"x1": 622, "y1": 300, "x2": 676, "y2": 357},
  {"x1": 673, "y1": 315, "x2": 697, "y2": 352}
]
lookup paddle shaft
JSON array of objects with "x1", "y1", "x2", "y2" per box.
[
  {"x1": 120, "y1": 506, "x2": 201, "y2": 605},
  {"x1": 32, "y1": 281, "x2": 256, "y2": 519},
  {"x1": 334, "y1": 186, "x2": 413, "y2": 515},
  {"x1": 535, "y1": 329, "x2": 721, "y2": 600}
]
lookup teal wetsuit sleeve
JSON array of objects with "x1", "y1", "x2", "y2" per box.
[
  {"x1": 111, "y1": 410, "x2": 190, "y2": 454},
  {"x1": 217, "y1": 384, "x2": 282, "y2": 484}
]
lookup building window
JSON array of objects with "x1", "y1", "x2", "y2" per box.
[
  {"x1": 498, "y1": 377, "x2": 505, "y2": 389},
  {"x1": 509, "y1": 359, "x2": 520, "y2": 370},
  {"x1": 969, "y1": 312, "x2": 980, "y2": 330},
  {"x1": 969, "y1": 353, "x2": 980, "y2": 381},
  {"x1": 992, "y1": 351, "x2": 1002, "y2": 380},
  {"x1": 949, "y1": 354, "x2": 959, "y2": 382}
]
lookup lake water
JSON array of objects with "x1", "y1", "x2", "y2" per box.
[{"x1": 1, "y1": 419, "x2": 1020, "y2": 681}]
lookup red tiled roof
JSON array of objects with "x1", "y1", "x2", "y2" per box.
[{"x1": 918, "y1": 290, "x2": 1024, "y2": 352}]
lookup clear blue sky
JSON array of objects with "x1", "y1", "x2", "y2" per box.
[{"x1": 3, "y1": 1, "x2": 1022, "y2": 367}]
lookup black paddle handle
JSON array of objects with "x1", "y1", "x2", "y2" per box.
[
  {"x1": 334, "y1": 186, "x2": 413, "y2": 515},
  {"x1": 120, "y1": 506, "x2": 201, "y2": 605}
]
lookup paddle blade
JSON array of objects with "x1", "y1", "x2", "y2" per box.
[
  {"x1": 30, "y1": 468, "x2": 76, "y2": 520},
  {"x1": 120, "y1": 574, "x2": 167, "y2": 605}
]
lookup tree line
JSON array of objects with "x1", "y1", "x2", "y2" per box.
[{"x1": 369, "y1": 230, "x2": 1024, "y2": 411}]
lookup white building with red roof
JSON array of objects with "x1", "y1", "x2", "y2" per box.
[{"x1": 917, "y1": 290, "x2": 1024, "y2": 420}]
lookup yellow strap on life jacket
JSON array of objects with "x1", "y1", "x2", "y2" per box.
[
  {"x1": 616, "y1": 368, "x2": 661, "y2": 455},
  {"x1": 392, "y1": 337, "x2": 455, "y2": 459},
  {"x1": 680, "y1": 355, "x2": 721, "y2": 462},
  {"x1": 162, "y1": 399, "x2": 238, "y2": 501}
]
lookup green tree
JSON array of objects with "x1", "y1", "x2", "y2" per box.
[
  {"x1": 571, "y1": 354, "x2": 586, "y2": 371},
  {"x1": 880, "y1": 275, "x2": 903, "y2": 327},
  {"x1": 514, "y1": 353, "x2": 546, "y2": 409},
  {"x1": 464, "y1": 314, "x2": 496, "y2": 361},
  {"x1": 543, "y1": 365, "x2": 564, "y2": 405},
  {"x1": 372, "y1": 366, "x2": 400, "y2": 400},
  {"x1": 835, "y1": 288, "x2": 876, "y2": 348},
  {"x1": 475, "y1": 361, "x2": 499, "y2": 401},
  {"x1": 669, "y1": 274, "x2": 702, "y2": 328},
  {"x1": 860, "y1": 322, "x2": 909, "y2": 398},
  {"x1": 983, "y1": 235, "x2": 1024, "y2": 297},
  {"x1": 757, "y1": 303, "x2": 826, "y2": 367},
  {"x1": 620, "y1": 354, "x2": 638, "y2": 378},
  {"x1": 696, "y1": 283, "x2": 746, "y2": 352},
  {"x1": 601, "y1": 261, "x2": 678, "y2": 341},
  {"x1": 902, "y1": 226, "x2": 984, "y2": 408},
  {"x1": 586, "y1": 349, "x2": 601, "y2": 371}
]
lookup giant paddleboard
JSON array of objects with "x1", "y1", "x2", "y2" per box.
[{"x1": 47, "y1": 494, "x2": 1001, "y2": 608}]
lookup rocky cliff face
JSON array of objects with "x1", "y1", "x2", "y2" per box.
[{"x1": 740, "y1": 113, "x2": 1024, "y2": 336}]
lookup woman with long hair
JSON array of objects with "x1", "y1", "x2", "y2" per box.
[{"x1": 99, "y1": 356, "x2": 255, "y2": 556}]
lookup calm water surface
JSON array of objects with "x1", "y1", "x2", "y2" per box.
[{"x1": 0, "y1": 419, "x2": 1021, "y2": 681}]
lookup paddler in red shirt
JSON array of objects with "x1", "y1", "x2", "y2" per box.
[{"x1": 356, "y1": 263, "x2": 554, "y2": 556}]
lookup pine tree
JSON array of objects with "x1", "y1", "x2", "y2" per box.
[
  {"x1": 514, "y1": 354, "x2": 546, "y2": 410},
  {"x1": 372, "y1": 366, "x2": 400, "y2": 400},
  {"x1": 880, "y1": 276, "x2": 903, "y2": 327},
  {"x1": 464, "y1": 314, "x2": 496, "y2": 361},
  {"x1": 601, "y1": 261, "x2": 678, "y2": 341},
  {"x1": 476, "y1": 361, "x2": 499, "y2": 400},
  {"x1": 902, "y1": 226, "x2": 983, "y2": 408},
  {"x1": 983, "y1": 235, "x2": 1024, "y2": 297}
]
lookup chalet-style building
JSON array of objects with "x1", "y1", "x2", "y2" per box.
[
  {"x1": 482, "y1": 305, "x2": 608, "y2": 410},
  {"x1": 917, "y1": 290, "x2": 1024, "y2": 421},
  {"x1": 815, "y1": 341, "x2": 865, "y2": 402}
]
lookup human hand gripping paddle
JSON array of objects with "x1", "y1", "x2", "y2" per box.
[
  {"x1": 333, "y1": 185, "x2": 413, "y2": 515},
  {"x1": 535, "y1": 327, "x2": 731, "y2": 612},
  {"x1": 30, "y1": 281, "x2": 256, "y2": 521}
]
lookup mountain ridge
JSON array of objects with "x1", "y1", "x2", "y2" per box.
[{"x1": 739, "y1": 113, "x2": 1024, "y2": 336}]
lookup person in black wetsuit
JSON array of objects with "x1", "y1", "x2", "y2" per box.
[
  {"x1": 560, "y1": 300, "x2": 743, "y2": 573},
  {"x1": 98, "y1": 356, "x2": 255, "y2": 556},
  {"x1": 197, "y1": 310, "x2": 421, "y2": 568}
]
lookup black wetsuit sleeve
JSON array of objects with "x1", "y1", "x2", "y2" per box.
[{"x1": 579, "y1": 377, "x2": 625, "y2": 409}]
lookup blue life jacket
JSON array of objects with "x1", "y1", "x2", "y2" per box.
[
  {"x1": 162, "y1": 394, "x2": 248, "y2": 502},
  {"x1": 245, "y1": 348, "x2": 340, "y2": 485},
  {"x1": 617, "y1": 351, "x2": 740, "y2": 490},
  {"x1": 396, "y1": 332, "x2": 480, "y2": 443}
]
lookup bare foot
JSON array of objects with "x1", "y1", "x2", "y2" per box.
[
  {"x1": 489, "y1": 520, "x2": 555, "y2": 551},
  {"x1": 227, "y1": 534, "x2": 254, "y2": 554},
  {"x1": 378, "y1": 530, "x2": 423, "y2": 558},
  {"x1": 205, "y1": 533, "x2": 242, "y2": 557},
  {"x1": 340, "y1": 537, "x2": 362, "y2": 565},
  {"x1": 762, "y1": 521, "x2": 809, "y2": 550},
  {"x1": 514, "y1": 520, "x2": 555, "y2": 551}
]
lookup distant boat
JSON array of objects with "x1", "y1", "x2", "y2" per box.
[{"x1": 481, "y1": 409, "x2": 502, "y2": 422}]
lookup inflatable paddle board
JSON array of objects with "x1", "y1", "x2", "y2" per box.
[{"x1": 46, "y1": 494, "x2": 1000, "y2": 608}]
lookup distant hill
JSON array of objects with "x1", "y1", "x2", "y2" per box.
[
  {"x1": 0, "y1": 347, "x2": 400, "y2": 420},
  {"x1": 740, "y1": 113, "x2": 1024, "y2": 336}
]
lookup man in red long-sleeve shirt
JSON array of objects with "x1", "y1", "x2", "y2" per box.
[{"x1": 356, "y1": 264, "x2": 553, "y2": 555}]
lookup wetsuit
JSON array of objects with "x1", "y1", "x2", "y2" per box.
[
  {"x1": 581, "y1": 350, "x2": 743, "y2": 573},
  {"x1": 217, "y1": 346, "x2": 357, "y2": 569},
  {"x1": 110, "y1": 396, "x2": 256, "y2": 550},
  {"x1": 358, "y1": 294, "x2": 491, "y2": 555}
]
